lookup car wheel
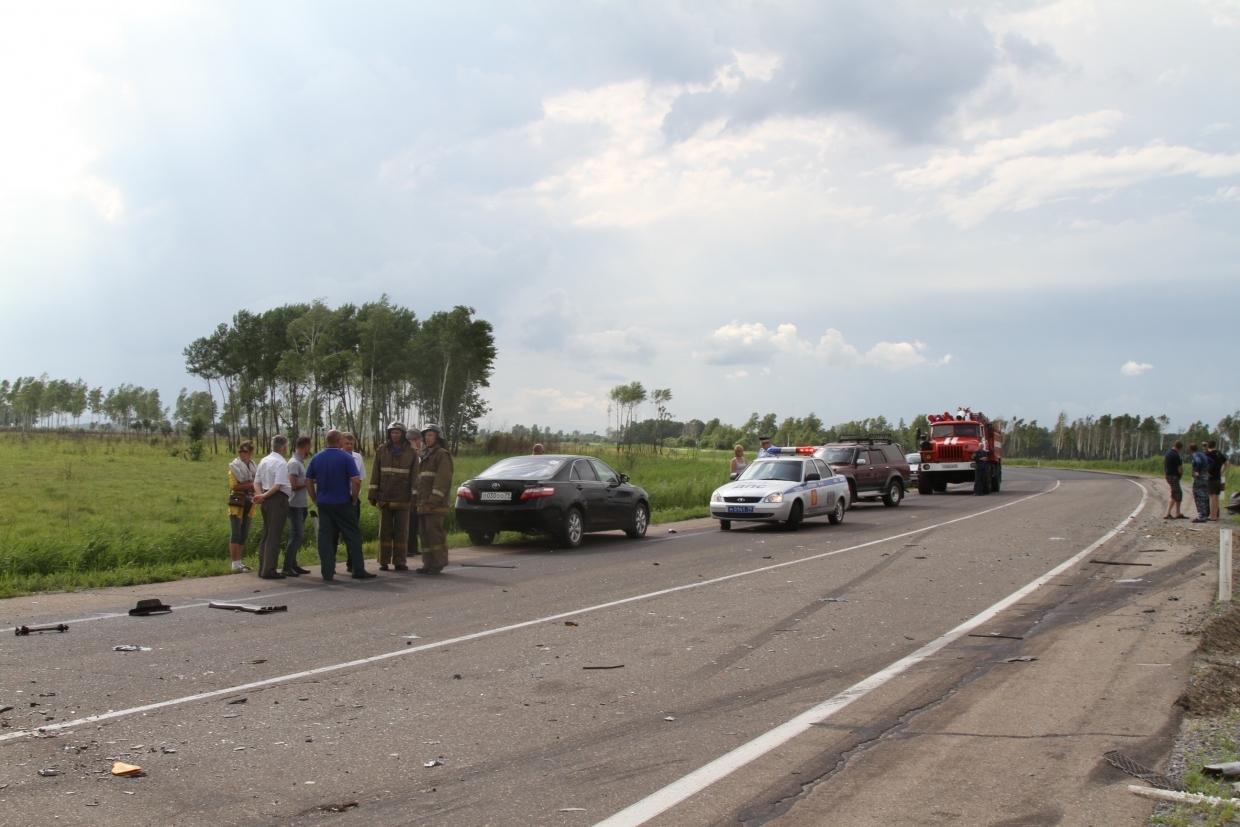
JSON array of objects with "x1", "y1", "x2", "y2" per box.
[
  {"x1": 468, "y1": 531, "x2": 495, "y2": 546},
  {"x1": 626, "y1": 501, "x2": 649, "y2": 539},
  {"x1": 992, "y1": 467, "x2": 1002, "y2": 492},
  {"x1": 918, "y1": 474, "x2": 933, "y2": 495},
  {"x1": 719, "y1": 520, "x2": 731, "y2": 531},
  {"x1": 785, "y1": 500, "x2": 803, "y2": 531},
  {"x1": 561, "y1": 508, "x2": 584, "y2": 548},
  {"x1": 847, "y1": 480, "x2": 858, "y2": 509},
  {"x1": 882, "y1": 479, "x2": 903, "y2": 508},
  {"x1": 827, "y1": 496, "x2": 845, "y2": 525}
]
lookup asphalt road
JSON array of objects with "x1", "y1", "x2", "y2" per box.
[{"x1": 0, "y1": 467, "x2": 1208, "y2": 826}]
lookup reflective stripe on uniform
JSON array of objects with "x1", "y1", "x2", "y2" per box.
[
  {"x1": 380, "y1": 467, "x2": 410, "y2": 474},
  {"x1": 431, "y1": 488, "x2": 444, "y2": 497},
  {"x1": 419, "y1": 471, "x2": 436, "y2": 477}
]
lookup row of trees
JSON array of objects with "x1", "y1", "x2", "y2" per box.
[
  {"x1": 996, "y1": 412, "x2": 1238, "y2": 460},
  {"x1": 184, "y1": 297, "x2": 496, "y2": 453},
  {"x1": 0, "y1": 376, "x2": 174, "y2": 435}
]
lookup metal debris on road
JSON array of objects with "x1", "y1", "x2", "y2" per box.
[
  {"x1": 1104, "y1": 750, "x2": 1177, "y2": 790},
  {"x1": 762, "y1": 556, "x2": 772, "y2": 559},
  {"x1": 1143, "y1": 609, "x2": 1156, "y2": 613},
  {"x1": 1002, "y1": 656, "x2": 1037, "y2": 663},
  {"x1": 402, "y1": 634, "x2": 421, "y2": 639},
  {"x1": 15, "y1": 623, "x2": 69, "y2": 636},
  {"x1": 664, "y1": 716, "x2": 675, "y2": 721},
  {"x1": 564, "y1": 621, "x2": 579, "y2": 627},
  {"x1": 128, "y1": 599, "x2": 172, "y2": 616},
  {"x1": 208, "y1": 602, "x2": 287, "y2": 614},
  {"x1": 1128, "y1": 785, "x2": 1240, "y2": 806},
  {"x1": 38, "y1": 768, "x2": 60, "y2": 777},
  {"x1": 1116, "y1": 578, "x2": 1144, "y2": 583},
  {"x1": 968, "y1": 632, "x2": 1024, "y2": 640},
  {"x1": 112, "y1": 645, "x2": 152, "y2": 652},
  {"x1": 1203, "y1": 762, "x2": 1240, "y2": 777},
  {"x1": 818, "y1": 597, "x2": 848, "y2": 603},
  {"x1": 245, "y1": 659, "x2": 267, "y2": 664},
  {"x1": 583, "y1": 665, "x2": 624, "y2": 670},
  {"x1": 317, "y1": 802, "x2": 359, "y2": 812},
  {"x1": 1091, "y1": 560, "x2": 1153, "y2": 567},
  {"x1": 110, "y1": 762, "x2": 143, "y2": 777},
  {"x1": 667, "y1": 529, "x2": 677, "y2": 534},
  {"x1": 227, "y1": 698, "x2": 247, "y2": 705},
  {"x1": 423, "y1": 760, "x2": 444, "y2": 767},
  {"x1": 0, "y1": 705, "x2": 13, "y2": 713}
]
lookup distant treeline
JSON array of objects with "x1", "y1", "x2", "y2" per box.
[
  {"x1": 0, "y1": 376, "x2": 198, "y2": 436},
  {"x1": 183, "y1": 297, "x2": 495, "y2": 452}
]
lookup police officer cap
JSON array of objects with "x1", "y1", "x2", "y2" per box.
[
  {"x1": 759, "y1": 435, "x2": 772, "y2": 442},
  {"x1": 386, "y1": 421, "x2": 407, "y2": 433}
]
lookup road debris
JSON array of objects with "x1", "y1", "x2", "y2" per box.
[
  {"x1": 316, "y1": 802, "x2": 359, "y2": 812},
  {"x1": 1203, "y1": 761, "x2": 1240, "y2": 777},
  {"x1": 1002, "y1": 656, "x2": 1038, "y2": 663},
  {"x1": 667, "y1": 529, "x2": 677, "y2": 534},
  {"x1": 38, "y1": 768, "x2": 60, "y2": 777},
  {"x1": 1091, "y1": 560, "x2": 1153, "y2": 567},
  {"x1": 128, "y1": 599, "x2": 172, "y2": 616},
  {"x1": 208, "y1": 602, "x2": 287, "y2": 614},
  {"x1": 664, "y1": 716, "x2": 675, "y2": 721},
  {"x1": 968, "y1": 632, "x2": 1023, "y2": 640},
  {"x1": 583, "y1": 665, "x2": 624, "y2": 670},
  {"x1": 111, "y1": 762, "x2": 143, "y2": 777},
  {"x1": 1116, "y1": 578, "x2": 1144, "y2": 583},
  {"x1": 559, "y1": 807, "x2": 587, "y2": 811},
  {"x1": 1104, "y1": 750, "x2": 1177, "y2": 789},
  {"x1": 227, "y1": 698, "x2": 247, "y2": 705},
  {"x1": 0, "y1": 705, "x2": 13, "y2": 713},
  {"x1": 1128, "y1": 784, "x2": 1236, "y2": 805},
  {"x1": 818, "y1": 597, "x2": 848, "y2": 603},
  {"x1": 15, "y1": 623, "x2": 69, "y2": 636},
  {"x1": 112, "y1": 645, "x2": 152, "y2": 652},
  {"x1": 245, "y1": 659, "x2": 267, "y2": 664},
  {"x1": 423, "y1": 760, "x2": 444, "y2": 767},
  {"x1": 402, "y1": 635, "x2": 421, "y2": 639},
  {"x1": 564, "y1": 621, "x2": 578, "y2": 627}
]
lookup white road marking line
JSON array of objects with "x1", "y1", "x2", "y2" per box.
[
  {"x1": 591, "y1": 479, "x2": 1147, "y2": 827},
  {"x1": 0, "y1": 478, "x2": 1063, "y2": 743}
]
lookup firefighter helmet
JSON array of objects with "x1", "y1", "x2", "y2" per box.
[{"x1": 421, "y1": 423, "x2": 445, "y2": 444}]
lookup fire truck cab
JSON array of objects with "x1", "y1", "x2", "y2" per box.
[{"x1": 915, "y1": 408, "x2": 1003, "y2": 495}]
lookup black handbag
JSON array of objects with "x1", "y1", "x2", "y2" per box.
[{"x1": 228, "y1": 492, "x2": 250, "y2": 509}]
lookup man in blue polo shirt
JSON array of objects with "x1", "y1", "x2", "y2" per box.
[{"x1": 305, "y1": 429, "x2": 375, "y2": 580}]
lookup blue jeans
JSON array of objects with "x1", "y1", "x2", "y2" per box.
[
  {"x1": 284, "y1": 506, "x2": 307, "y2": 570},
  {"x1": 316, "y1": 502, "x2": 365, "y2": 579}
]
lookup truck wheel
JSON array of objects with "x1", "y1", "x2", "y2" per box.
[
  {"x1": 719, "y1": 520, "x2": 731, "y2": 531},
  {"x1": 625, "y1": 501, "x2": 649, "y2": 539},
  {"x1": 918, "y1": 474, "x2": 933, "y2": 495},
  {"x1": 882, "y1": 479, "x2": 903, "y2": 508},
  {"x1": 827, "y1": 496, "x2": 845, "y2": 525},
  {"x1": 933, "y1": 481, "x2": 947, "y2": 493},
  {"x1": 561, "y1": 507, "x2": 584, "y2": 548},
  {"x1": 468, "y1": 531, "x2": 495, "y2": 546},
  {"x1": 785, "y1": 500, "x2": 803, "y2": 531},
  {"x1": 992, "y1": 467, "x2": 1002, "y2": 492}
]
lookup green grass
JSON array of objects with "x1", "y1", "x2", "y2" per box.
[
  {"x1": 0, "y1": 434, "x2": 734, "y2": 597},
  {"x1": 1150, "y1": 710, "x2": 1240, "y2": 826}
]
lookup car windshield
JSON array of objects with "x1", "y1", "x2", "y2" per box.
[
  {"x1": 930, "y1": 423, "x2": 980, "y2": 439},
  {"x1": 737, "y1": 460, "x2": 803, "y2": 482},
  {"x1": 819, "y1": 447, "x2": 855, "y2": 464},
  {"x1": 475, "y1": 456, "x2": 564, "y2": 480}
]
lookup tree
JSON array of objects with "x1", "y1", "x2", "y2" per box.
[
  {"x1": 608, "y1": 382, "x2": 647, "y2": 452},
  {"x1": 411, "y1": 306, "x2": 496, "y2": 452},
  {"x1": 650, "y1": 388, "x2": 673, "y2": 453}
]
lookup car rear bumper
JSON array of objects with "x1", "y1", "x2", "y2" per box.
[{"x1": 455, "y1": 502, "x2": 566, "y2": 535}]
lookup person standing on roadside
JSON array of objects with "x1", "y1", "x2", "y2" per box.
[
  {"x1": 227, "y1": 441, "x2": 258, "y2": 572},
  {"x1": 973, "y1": 444, "x2": 990, "y2": 496},
  {"x1": 253, "y1": 435, "x2": 291, "y2": 580},
  {"x1": 532, "y1": 443, "x2": 545, "y2": 455},
  {"x1": 757, "y1": 436, "x2": 775, "y2": 457},
  {"x1": 341, "y1": 432, "x2": 366, "y2": 571},
  {"x1": 305, "y1": 429, "x2": 374, "y2": 580},
  {"x1": 416, "y1": 423, "x2": 454, "y2": 575},
  {"x1": 1190, "y1": 443, "x2": 1211, "y2": 523},
  {"x1": 1206, "y1": 440, "x2": 1228, "y2": 522},
  {"x1": 369, "y1": 422, "x2": 418, "y2": 571},
  {"x1": 1163, "y1": 440, "x2": 1186, "y2": 520},
  {"x1": 283, "y1": 435, "x2": 314, "y2": 575},
  {"x1": 730, "y1": 444, "x2": 748, "y2": 479}
]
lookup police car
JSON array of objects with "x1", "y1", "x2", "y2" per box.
[{"x1": 709, "y1": 447, "x2": 850, "y2": 531}]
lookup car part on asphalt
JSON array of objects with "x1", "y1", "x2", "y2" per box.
[
  {"x1": 128, "y1": 599, "x2": 173, "y2": 616},
  {"x1": 1104, "y1": 750, "x2": 1177, "y2": 790},
  {"x1": 1204, "y1": 762, "x2": 1240, "y2": 777},
  {"x1": 582, "y1": 665, "x2": 624, "y2": 669},
  {"x1": 209, "y1": 602, "x2": 288, "y2": 614},
  {"x1": 1091, "y1": 559, "x2": 1153, "y2": 566},
  {"x1": 111, "y1": 761, "x2": 144, "y2": 777},
  {"x1": 1001, "y1": 656, "x2": 1037, "y2": 663},
  {"x1": 112, "y1": 645, "x2": 152, "y2": 652},
  {"x1": 14, "y1": 623, "x2": 69, "y2": 636}
]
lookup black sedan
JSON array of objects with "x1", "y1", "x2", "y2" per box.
[{"x1": 454, "y1": 455, "x2": 651, "y2": 548}]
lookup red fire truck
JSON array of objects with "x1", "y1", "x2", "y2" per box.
[{"x1": 915, "y1": 408, "x2": 1003, "y2": 495}]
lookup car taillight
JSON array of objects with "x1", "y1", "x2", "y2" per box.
[
  {"x1": 520, "y1": 486, "x2": 556, "y2": 500},
  {"x1": 456, "y1": 485, "x2": 474, "y2": 500}
]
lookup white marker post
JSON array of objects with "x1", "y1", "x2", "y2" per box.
[{"x1": 1220, "y1": 529, "x2": 1233, "y2": 603}]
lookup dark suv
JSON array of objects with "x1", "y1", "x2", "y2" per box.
[{"x1": 814, "y1": 435, "x2": 910, "y2": 508}]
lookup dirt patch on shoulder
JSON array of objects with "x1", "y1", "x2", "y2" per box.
[{"x1": 1182, "y1": 604, "x2": 1240, "y2": 717}]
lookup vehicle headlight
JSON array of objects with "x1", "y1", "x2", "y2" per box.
[
  {"x1": 710, "y1": 491, "x2": 723, "y2": 503},
  {"x1": 762, "y1": 492, "x2": 783, "y2": 503}
]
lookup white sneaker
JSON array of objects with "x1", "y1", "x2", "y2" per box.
[{"x1": 231, "y1": 563, "x2": 252, "y2": 573}]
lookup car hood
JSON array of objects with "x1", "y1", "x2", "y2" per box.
[{"x1": 715, "y1": 480, "x2": 799, "y2": 496}]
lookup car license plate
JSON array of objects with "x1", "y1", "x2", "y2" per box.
[
  {"x1": 727, "y1": 505, "x2": 755, "y2": 513},
  {"x1": 480, "y1": 491, "x2": 511, "y2": 501}
]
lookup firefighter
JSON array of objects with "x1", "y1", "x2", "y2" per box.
[
  {"x1": 973, "y1": 444, "x2": 989, "y2": 496},
  {"x1": 369, "y1": 422, "x2": 418, "y2": 570},
  {"x1": 416, "y1": 423, "x2": 455, "y2": 574}
]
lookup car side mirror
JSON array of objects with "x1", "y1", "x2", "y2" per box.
[
  {"x1": 729, "y1": 472, "x2": 738, "y2": 481},
  {"x1": 619, "y1": 473, "x2": 630, "y2": 484},
  {"x1": 804, "y1": 473, "x2": 820, "y2": 481},
  {"x1": 856, "y1": 457, "x2": 868, "y2": 466}
]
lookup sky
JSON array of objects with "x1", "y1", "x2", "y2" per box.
[{"x1": 1, "y1": 0, "x2": 1238, "y2": 434}]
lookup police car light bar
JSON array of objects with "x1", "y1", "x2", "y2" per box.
[{"x1": 763, "y1": 446, "x2": 816, "y2": 455}]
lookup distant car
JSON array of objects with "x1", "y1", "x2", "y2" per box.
[
  {"x1": 454, "y1": 455, "x2": 651, "y2": 549},
  {"x1": 905, "y1": 452, "x2": 922, "y2": 487},
  {"x1": 812, "y1": 435, "x2": 911, "y2": 507},
  {"x1": 709, "y1": 454, "x2": 849, "y2": 531}
]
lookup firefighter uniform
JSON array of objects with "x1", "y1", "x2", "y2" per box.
[
  {"x1": 973, "y1": 448, "x2": 989, "y2": 496},
  {"x1": 369, "y1": 424, "x2": 419, "y2": 569},
  {"x1": 416, "y1": 425, "x2": 454, "y2": 573}
]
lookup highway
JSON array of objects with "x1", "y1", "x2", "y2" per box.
[{"x1": 0, "y1": 467, "x2": 1219, "y2": 826}]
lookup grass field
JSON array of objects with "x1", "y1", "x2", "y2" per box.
[{"x1": 0, "y1": 434, "x2": 734, "y2": 598}]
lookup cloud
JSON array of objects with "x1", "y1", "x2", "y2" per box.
[
  {"x1": 511, "y1": 387, "x2": 609, "y2": 415},
  {"x1": 697, "y1": 322, "x2": 944, "y2": 371},
  {"x1": 725, "y1": 370, "x2": 748, "y2": 379},
  {"x1": 517, "y1": 290, "x2": 658, "y2": 364},
  {"x1": 1121, "y1": 360, "x2": 1153, "y2": 376}
]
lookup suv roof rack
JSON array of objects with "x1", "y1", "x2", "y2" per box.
[{"x1": 836, "y1": 433, "x2": 893, "y2": 445}]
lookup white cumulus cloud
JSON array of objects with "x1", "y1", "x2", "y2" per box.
[
  {"x1": 697, "y1": 322, "x2": 946, "y2": 371},
  {"x1": 1121, "y1": 360, "x2": 1153, "y2": 376}
]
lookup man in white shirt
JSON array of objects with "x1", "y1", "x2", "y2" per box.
[
  {"x1": 342, "y1": 432, "x2": 367, "y2": 572},
  {"x1": 757, "y1": 436, "x2": 775, "y2": 457},
  {"x1": 253, "y1": 435, "x2": 292, "y2": 580}
]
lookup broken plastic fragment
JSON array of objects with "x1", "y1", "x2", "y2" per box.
[
  {"x1": 112, "y1": 645, "x2": 151, "y2": 652},
  {"x1": 111, "y1": 762, "x2": 143, "y2": 776},
  {"x1": 424, "y1": 760, "x2": 444, "y2": 767},
  {"x1": 38, "y1": 768, "x2": 60, "y2": 777},
  {"x1": 1002, "y1": 656, "x2": 1037, "y2": 663}
]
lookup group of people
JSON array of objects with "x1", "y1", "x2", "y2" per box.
[
  {"x1": 1164, "y1": 439, "x2": 1229, "y2": 523},
  {"x1": 226, "y1": 422, "x2": 455, "y2": 580}
]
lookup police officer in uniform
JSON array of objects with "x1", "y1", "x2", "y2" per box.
[
  {"x1": 973, "y1": 444, "x2": 989, "y2": 496},
  {"x1": 369, "y1": 422, "x2": 418, "y2": 571},
  {"x1": 416, "y1": 423, "x2": 455, "y2": 574}
]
